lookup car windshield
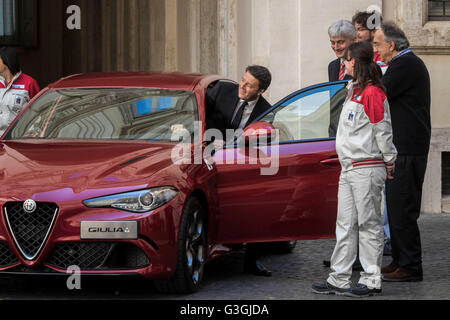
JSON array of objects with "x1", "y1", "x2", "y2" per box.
[{"x1": 4, "y1": 88, "x2": 198, "y2": 142}]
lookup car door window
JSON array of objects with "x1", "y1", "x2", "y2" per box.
[{"x1": 260, "y1": 83, "x2": 347, "y2": 142}]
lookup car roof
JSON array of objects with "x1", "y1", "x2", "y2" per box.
[{"x1": 47, "y1": 72, "x2": 223, "y2": 92}]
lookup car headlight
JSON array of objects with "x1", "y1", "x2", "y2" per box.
[{"x1": 83, "y1": 187, "x2": 178, "y2": 213}]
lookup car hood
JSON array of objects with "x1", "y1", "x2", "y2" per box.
[{"x1": 0, "y1": 140, "x2": 183, "y2": 201}]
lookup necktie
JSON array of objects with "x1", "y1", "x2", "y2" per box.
[
  {"x1": 338, "y1": 61, "x2": 345, "y2": 80},
  {"x1": 231, "y1": 101, "x2": 248, "y2": 129}
]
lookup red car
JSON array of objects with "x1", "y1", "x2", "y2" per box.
[{"x1": 0, "y1": 72, "x2": 347, "y2": 293}]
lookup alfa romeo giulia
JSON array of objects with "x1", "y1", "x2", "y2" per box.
[{"x1": 0, "y1": 72, "x2": 347, "y2": 293}]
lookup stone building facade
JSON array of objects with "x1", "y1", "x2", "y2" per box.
[{"x1": 3, "y1": 0, "x2": 449, "y2": 213}]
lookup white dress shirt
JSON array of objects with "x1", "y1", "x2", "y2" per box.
[{"x1": 231, "y1": 97, "x2": 259, "y2": 130}]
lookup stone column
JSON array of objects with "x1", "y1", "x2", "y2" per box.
[
  {"x1": 218, "y1": 0, "x2": 238, "y2": 79},
  {"x1": 165, "y1": 0, "x2": 178, "y2": 71}
]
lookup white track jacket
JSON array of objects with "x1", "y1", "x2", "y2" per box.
[
  {"x1": 0, "y1": 71, "x2": 39, "y2": 135},
  {"x1": 336, "y1": 81, "x2": 397, "y2": 172}
]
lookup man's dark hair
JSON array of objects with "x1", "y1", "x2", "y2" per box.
[
  {"x1": 246, "y1": 65, "x2": 272, "y2": 91},
  {"x1": 352, "y1": 10, "x2": 383, "y2": 30},
  {"x1": 0, "y1": 47, "x2": 21, "y2": 75}
]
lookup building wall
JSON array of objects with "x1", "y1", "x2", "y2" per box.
[
  {"x1": 16, "y1": 0, "x2": 448, "y2": 213},
  {"x1": 216, "y1": 0, "x2": 381, "y2": 104},
  {"x1": 18, "y1": 0, "x2": 64, "y2": 89},
  {"x1": 20, "y1": 0, "x2": 169, "y2": 88}
]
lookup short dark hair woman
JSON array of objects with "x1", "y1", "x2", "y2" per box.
[{"x1": 312, "y1": 41, "x2": 397, "y2": 298}]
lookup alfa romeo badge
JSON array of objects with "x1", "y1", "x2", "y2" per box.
[{"x1": 23, "y1": 199, "x2": 37, "y2": 213}]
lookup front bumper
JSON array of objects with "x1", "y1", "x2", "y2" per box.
[{"x1": 0, "y1": 198, "x2": 184, "y2": 280}]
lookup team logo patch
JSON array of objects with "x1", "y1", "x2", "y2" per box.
[
  {"x1": 23, "y1": 199, "x2": 37, "y2": 213},
  {"x1": 12, "y1": 84, "x2": 25, "y2": 89}
]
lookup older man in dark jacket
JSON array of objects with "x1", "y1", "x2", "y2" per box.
[{"x1": 373, "y1": 22, "x2": 431, "y2": 282}]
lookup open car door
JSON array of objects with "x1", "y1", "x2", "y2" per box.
[{"x1": 213, "y1": 81, "x2": 348, "y2": 244}]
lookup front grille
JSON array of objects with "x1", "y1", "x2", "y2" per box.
[
  {"x1": 0, "y1": 242, "x2": 18, "y2": 267},
  {"x1": 47, "y1": 242, "x2": 150, "y2": 270},
  {"x1": 4, "y1": 202, "x2": 58, "y2": 260}
]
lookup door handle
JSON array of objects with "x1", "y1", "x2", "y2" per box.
[{"x1": 320, "y1": 157, "x2": 340, "y2": 166}]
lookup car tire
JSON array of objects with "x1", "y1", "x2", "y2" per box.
[{"x1": 154, "y1": 197, "x2": 207, "y2": 293}]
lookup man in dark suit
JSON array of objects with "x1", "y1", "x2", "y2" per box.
[
  {"x1": 205, "y1": 65, "x2": 273, "y2": 277},
  {"x1": 206, "y1": 65, "x2": 272, "y2": 144},
  {"x1": 327, "y1": 20, "x2": 356, "y2": 82},
  {"x1": 374, "y1": 22, "x2": 431, "y2": 282}
]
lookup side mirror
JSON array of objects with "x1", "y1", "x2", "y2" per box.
[{"x1": 241, "y1": 121, "x2": 276, "y2": 144}]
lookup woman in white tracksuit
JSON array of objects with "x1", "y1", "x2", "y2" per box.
[{"x1": 313, "y1": 41, "x2": 397, "y2": 297}]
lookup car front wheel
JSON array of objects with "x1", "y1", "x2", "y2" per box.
[{"x1": 155, "y1": 197, "x2": 207, "y2": 293}]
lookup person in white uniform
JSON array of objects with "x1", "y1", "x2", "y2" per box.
[
  {"x1": 312, "y1": 41, "x2": 397, "y2": 298},
  {"x1": 0, "y1": 47, "x2": 39, "y2": 136}
]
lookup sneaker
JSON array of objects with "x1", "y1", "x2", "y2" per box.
[
  {"x1": 311, "y1": 282, "x2": 350, "y2": 296},
  {"x1": 344, "y1": 284, "x2": 382, "y2": 298}
]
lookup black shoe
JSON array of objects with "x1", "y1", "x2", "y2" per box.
[
  {"x1": 312, "y1": 281, "x2": 350, "y2": 296},
  {"x1": 323, "y1": 259, "x2": 363, "y2": 271},
  {"x1": 344, "y1": 284, "x2": 382, "y2": 298},
  {"x1": 243, "y1": 260, "x2": 272, "y2": 277}
]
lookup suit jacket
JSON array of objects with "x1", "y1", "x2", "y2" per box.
[
  {"x1": 381, "y1": 52, "x2": 430, "y2": 155},
  {"x1": 205, "y1": 81, "x2": 272, "y2": 139},
  {"x1": 328, "y1": 58, "x2": 352, "y2": 82}
]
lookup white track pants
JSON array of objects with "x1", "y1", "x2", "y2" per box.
[{"x1": 327, "y1": 167, "x2": 386, "y2": 289}]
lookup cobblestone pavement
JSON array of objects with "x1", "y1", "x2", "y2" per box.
[{"x1": 0, "y1": 214, "x2": 449, "y2": 300}]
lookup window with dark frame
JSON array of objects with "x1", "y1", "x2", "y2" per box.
[
  {"x1": 0, "y1": 0, "x2": 20, "y2": 45},
  {"x1": 0, "y1": 0, "x2": 38, "y2": 47},
  {"x1": 429, "y1": 0, "x2": 450, "y2": 21}
]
